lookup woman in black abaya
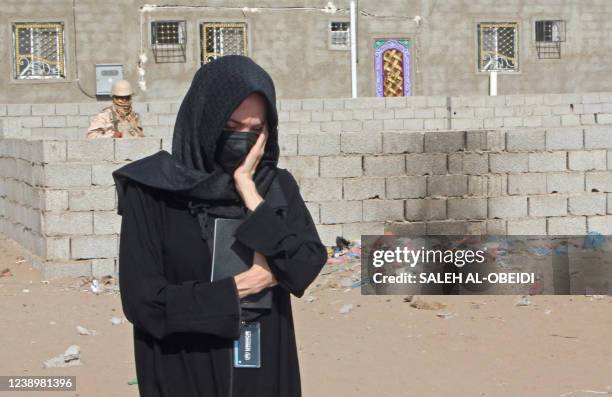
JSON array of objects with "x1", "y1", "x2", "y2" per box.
[{"x1": 112, "y1": 55, "x2": 328, "y2": 397}]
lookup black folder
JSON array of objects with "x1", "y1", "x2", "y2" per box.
[{"x1": 210, "y1": 217, "x2": 272, "y2": 309}]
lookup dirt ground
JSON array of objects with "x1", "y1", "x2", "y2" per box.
[{"x1": 1, "y1": 233, "x2": 611, "y2": 397}]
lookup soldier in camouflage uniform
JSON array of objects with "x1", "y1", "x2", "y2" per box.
[{"x1": 87, "y1": 80, "x2": 144, "y2": 139}]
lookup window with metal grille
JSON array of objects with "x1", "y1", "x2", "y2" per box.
[
  {"x1": 151, "y1": 20, "x2": 186, "y2": 63},
  {"x1": 535, "y1": 20, "x2": 566, "y2": 59},
  {"x1": 477, "y1": 22, "x2": 519, "y2": 72},
  {"x1": 12, "y1": 22, "x2": 66, "y2": 80},
  {"x1": 329, "y1": 21, "x2": 350, "y2": 50},
  {"x1": 200, "y1": 22, "x2": 247, "y2": 64}
]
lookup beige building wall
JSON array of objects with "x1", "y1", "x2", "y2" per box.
[{"x1": 1, "y1": 0, "x2": 612, "y2": 103}]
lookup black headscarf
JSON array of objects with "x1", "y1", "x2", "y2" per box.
[{"x1": 113, "y1": 55, "x2": 280, "y2": 240}]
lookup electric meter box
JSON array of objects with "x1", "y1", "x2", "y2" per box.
[{"x1": 95, "y1": 64, "x2": 123, "y2": 96}]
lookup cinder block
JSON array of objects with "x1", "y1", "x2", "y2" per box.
[
  {"x1": 405, "y1": 153, "x2": 447, "y2": 175},
  {"x1": 301, "y1": 99, "x2": 323, "y2": 111},
  {"x1": 340, "y1": 175, "x2": 384, "y2": 199},
  {"x1": 304, "y1": 202, "x2": 319, "y2": 224},
  {"x1": 506, "y1": 129, "x2": 545, "y2": 151},
  {"x1": 608, "y1": 193, "x2": 612, "y2": 214},
  {"x1": 404, "y1": 198, "x2": 446, "y2": 221},
  {"x1": 20, "y1": 116, "x2": 42, "y2": 128},
  {"x1": 507, "y1": 173, "x2": 547, "y2": 195},
  {"x1": 374, "y1": 109, "x2": 395, "y2": 120},
  {"x1": 43, "y1": 212, "x2": 93, "y2": 236},
  {"x1": 157, "y1": 114, "x2": 176, "y2": 126},
  {"x1": 277, "y1": 156, "x2": 319, "y2": 179},
  {"x1": 115, "y1": 138, "x2": 161, "y2": 161},
  {"x1": 41, "y1": 190, "x2": 69, "y2": 211},
  {"x1": 467, "y1": 176, "x2": 487, "y2": 196},
  {"x1": 528, "y1": 152, "x2": 566, "y2": 172},
  {"x1": 424, "y1": 119, "x2": 448, "y2": 130},
  {"x1": 352, "y1": 109, "x2": 374, "y2": 120},
  {"x1": 424, "y1": 131, "x2": 465, "y2": 153},
  {"x1": 340, "y1": 121, "x2": 360, "y2": 134},
  {"x1": 448, "y1": 153, "x2": 488, "y2": 175},
  {"x1": 66, "y1": 115, "x2": 92, "y2": 128},
  {"x1": 490, "y1": 153, "x2": 528, "y2": 173},
  {"x1": 385, "y1": 176, "x2": 427, "y2": 199},
  {"x1": 382, "y1": 132, "x2": 423, "y2": 154},
  {"x1": 546, "y1": 127, "x2": 583, "y2": 150},
  {"x1": 92, "y1": 162, "x2": 126, "y2": 186},
  {"x1": 92, "y1": 259, "x2": 116, "y2": 278},
  {"x1": 466, "y1": 130, "x2": 505, "y2": 151},
  {"x1": 568, "y1": 150, "x2": 607, "y2": 171},
  {"x1": 31, "y1": 140, "x2": 67, "y2": 163},
  {"x1": 529, "y1": 196, "x2": 567, "y2": 217},
  {"x1": 289, "y1": 111, "x2": 311, "y2": 122},
  {"x1": 40, "y1": 260, "x2": 92, "y2": 280},
  {"x1": 507, "y1": 218, "x2": 546, "y2": 235},
  {"x1": 46, "y1": 237, "x2": 70, "y2": 260},
  {"x1": 315, "y1": 224, "x2": 343, "y2": 246},
  {"x1": 447, "y1": 197, "x2": 487, "y2": 219},
  {"x1": 426, "y1": 221, "x2": 471, "y2": 235},
  {"x1": 323, "y1": 98, "x2": 345, "y2": 111},
  {"x1": 298, "y1": 178, "x2": 342, "y2": 201},
  {"x1": 452, "y1": 118, "x2": 482, "y2": 129},
  {"x1": 32, "y1": 104, "x2": 55, "y2": 116},
  {"x1": 489, "y1": 196, "x2": 527, "y2": 218},
  {"x1": 43, "y1": 163, "x2": 91, "y2": 187},
  {"x1": 584, "y1": 127, "x2": 612, "y2": 149},
  {"x1": 341, "y1": 133, "x2": 382, "y2": 154},
  {"x1": 69, "y1": 188, "x2": 116, "y2": 211},
  {"x1": 342, "y1": 222, "x2": 385, "y2": 240},
  {"x1": 319, "y1": 200, "x2": 362, "y2": 224},
  {"x1": 7, "y1": 104, "x2": 31, "y2": 116},
  {"x1": 548, "y1": 217, "x2": 586, "y2": 235},
  {"x1": 362, "y1": 199, "x2": 404, "y2": 221},
  {"x1": 385, "y1": 120, "x2": 406, "y2": 130},
  {"x1": 278, "y1": 134, "x2": 297, "y2": 156},
  {"x1": 344, "y1": 97, "x2": 385, "y2": 110},
  {"x1": 587, "y1": 215, "x2": 612, "y2": 234},
  {"x1": 384, "y1": 221, "x2": 426, "y2": 235},
  {"x1": 568, "y1": 194, "x2": 607, "y2": 215},
  {"x1": 67, "y1": 139, "x2": 114, "y2": 161},
  {"x1": 311, "y1": 111, "x2": 332, "y2": 122},
  {"x1": 547, "y1": 172, "x2": 585, "y2": 193},
  {"x1": 427, "y1": 175, "x2": 468, "y2": 197},
  {"x1": 93, "y1": 211, "x2": 122, "y2": 234},
  {"x1": 586, "y1": 171, "x2": 612, "y2": 192},
  {"x1": 402, "y1": 119, "x2": 424, "y2": 130},
  {"x1": 42, "y1": 116, "x2": 66, "y2": 128},
  {"x1": 363, "y1": 120, "x2": 384, "y2": 133},
  {"x1": 298, "y1": 134, "x2": 340, "y2": 156},
  {"x1": 486, "y1": 219, "x2": 507, "y2": 234},
  {"x1": 320, "y1": 156, "x2": 361, "y2": 177},
  {"x1": 71, "y1": 235, "x2": 118, "y2": 259},
  {"x1": 364, "y1": 155, "x2": 404, "y2": 176},
  {"x1": 385, "y1": 97, "x2": 407, "y2": 108},
  {"x1": 55, "y1": 103, "x2": 79, "y2": 115},
  {"x1": 561, "y1": 114, "x2": 581, "y2": 126},
  {"x1": 148, "y1": 102, "x2": 172, "y2": 113}
]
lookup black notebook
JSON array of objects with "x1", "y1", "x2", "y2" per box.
[{"x1": 210, "y1": 217, "x2": 272, "y2": 309}]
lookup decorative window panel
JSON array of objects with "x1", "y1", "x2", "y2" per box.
[
  {"x1": 374, "y1": 39, "x2": 412, "y2": 97},
  {"x1": 477, "y1": 22, "x2": 519, "y2": 72},
  {"x1": 535, "y1": 20, "x2": 566, "y2": 59},
  {"x1": 13, "y1": 22, "x2": 66, "y2": 80},
  {"x1": 329, "y1": 21, "x2": 350, "y2": 50},
  {"x1": 200, "y1": 22, "x2": 247, "y2": 64},
  {"x1": 151, "y1": 20, "x2": 186, "y2": 63}
]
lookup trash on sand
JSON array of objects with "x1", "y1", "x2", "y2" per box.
[
  {"x1": 403, "y1": 295, "x2": 414, "y2": 303},
  {"x1": 409, "y1": 297, "x2": 447, "y2": 310},
  {"x1": 545, "y1": 309, "x2": 552, "y2": 315},
  {"x1": 583, "y1": 231, "x2": 606, "y2": 251},
  {"x1": 43, "y1": 345, "x2": 82, "y2": 368},
  {"x1": 1, "y1": 268, "x2": 12, "y2": 277},
  {"x1": 111, "y1": 316, "x2": 127, "y2": 325},
  {"x1": 90, "y1": 279, "x2": 102, "y2": 294},
  {"x1": 22, "y1": 289, "x2": 30, "y2": 293},
  {"x1": 515, "y1": 296, "x2": 531, "y2": 306},
  {"x1": 40, "y1": 280, "x2": 49, "y2": 285},
  {"x1": 436, "y1": 311, "x2": 456, "y2": 319},
  {"x1": 306, "y1": 295, "x2": 317, "y2": 303},
  {"x1": 76, "y1": 325, "x2": 98, "y2": 336},
  {"x1": 127, "y1": 378, "x2": 138, "y2": 385},
  {"x1": 339, "y1": 304, "x2": 354, "y2": 314}
]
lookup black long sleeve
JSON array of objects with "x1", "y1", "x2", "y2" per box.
[
  {"x1": 233, "y1": 171, "x2": 328, "y2": 298},
  {"x1": 118, "y1": 181, "x2": 242, "y2": 340}
]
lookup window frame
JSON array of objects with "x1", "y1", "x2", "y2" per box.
[
  {"x1": 149, "y1": 20, "x2": 188, "y2": 63},
  {"x1": 11, "y1": 21, "x2": 68, "y2": 81},
  {"x1": 474, "y1": 20, "x2": 520, "y2": 74},
  {"x1": 328, "y1": 20, "x2": 351, "y2": 51},
  {"x1": 199, "y1": 21, "x2": 249, "y2": 65}
]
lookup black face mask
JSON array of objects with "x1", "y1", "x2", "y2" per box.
[{"x1": 214, "y1": 129, "x2": 260, "y2": 174}]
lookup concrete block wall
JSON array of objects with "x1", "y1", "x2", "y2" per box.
[{"x1": 1, "y1": 93, "x2": 612, "y2": 279}]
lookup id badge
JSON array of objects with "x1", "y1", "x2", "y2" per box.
[{"x1": 233, "y1": 321, "x2": 261, "y2": 368}]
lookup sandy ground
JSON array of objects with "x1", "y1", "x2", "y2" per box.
[{"x1": 1, "y1": 233, "x2": 611, "y2": 397}]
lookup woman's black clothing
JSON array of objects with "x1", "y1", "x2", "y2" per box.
[
  {"x1": 118, "y1": 169, "x2": 327, "y2": 397},
  {"x1": 113, "y1": 55, "x2": 328, "y2": 397}
]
